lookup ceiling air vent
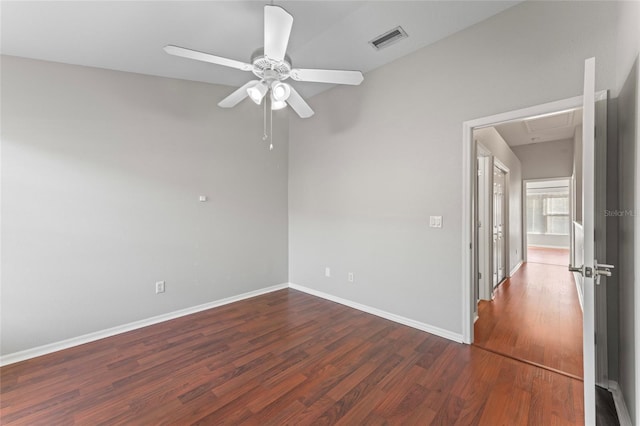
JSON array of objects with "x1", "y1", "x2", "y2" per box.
[{"x1": 369, "y1": 26, "x2": 408, "y2": 51}]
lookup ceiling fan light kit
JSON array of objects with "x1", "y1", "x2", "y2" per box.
[
  {"x1": 247, "y1": 81, "x2": 268, "y2": 105},
  {"x1": 164, "y1": 4, "x2": 364, "y2": 149},
  {"x1": 271, "y1": 97, "x2": 287, "y2": 111},
  {"x1": 271, "y1": 82, "x2": 291, "y2": 102}
]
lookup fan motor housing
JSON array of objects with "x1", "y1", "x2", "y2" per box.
[{"x1": 251, "y1": 48, "x2": 291, "y2": 81}]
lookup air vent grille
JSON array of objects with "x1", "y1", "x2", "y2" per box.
[{"x1": 369, "y1": 26, "x2": 408, "y2": 51}]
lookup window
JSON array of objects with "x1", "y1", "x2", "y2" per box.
[{"x1": 526, "y1": 185, "x2": 570, "y2": 236}]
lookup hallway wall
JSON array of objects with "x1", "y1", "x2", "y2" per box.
[{"x1": 511, "y1": 139, "x2": 574, "y2": 180}]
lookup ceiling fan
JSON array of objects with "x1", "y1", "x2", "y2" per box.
[{"x1": 164, "y1": 4, "x2": 364, "y2": 119}]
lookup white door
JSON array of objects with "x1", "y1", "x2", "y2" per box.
[
  {"x1": 570, "y1": 57, "x2": 614, "y2": 425},
  {"x1": 493, "y1": 167, "x2": 506, "y2": 287}
]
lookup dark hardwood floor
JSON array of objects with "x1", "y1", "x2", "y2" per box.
[
  {"x1": 1, "y1": 289, "x2": 584, "y2": 424},
  {"x1": 474, "y1": 262, "x2": 583, "y2": 379}
]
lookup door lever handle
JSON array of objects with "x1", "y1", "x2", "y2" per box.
[
  {"x1": 594, "y1": 260, "x2": 614, "y2": 284},
  {"x1": 595, "y1": 261, "x2": 614, "y2": 270},
  {"x1": 570, "y1": 261, "x2": 615, "y2": 284}
]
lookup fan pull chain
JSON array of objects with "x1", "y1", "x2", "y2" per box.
[
  {"x1": 262, "y1": 98, "x2": 268, "y2": 141},
  {"x1": 269, "y1": 97, "x2": 274, "y2": 151}
]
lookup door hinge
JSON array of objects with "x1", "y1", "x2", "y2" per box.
[{"x1": 478, "y1": 272, "x2": 482, "y2": 279}]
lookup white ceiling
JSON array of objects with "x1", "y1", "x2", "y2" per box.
[
  {"x1": 1, "y1": 1, "x2": 521, "y2": 99},
  {"x1": 494, "y1": 108, "x2": 583, "y2": 147}
]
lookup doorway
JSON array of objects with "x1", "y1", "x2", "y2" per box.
[
  {"x1": 462, "y1": 94, "x2": 591, "y2": 343},
  {"x1": 463, "y1": 99, "x2": 589, "y2": 379},
  {"x1": 471, "y1": 116, "x2": 584, "y2": 379}
]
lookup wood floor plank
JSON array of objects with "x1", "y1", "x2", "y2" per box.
[{"x1": 0, "y1": 288, "x2": 584, "y2": 424}]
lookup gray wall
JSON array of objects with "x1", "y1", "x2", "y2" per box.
[
  {"x1": 606, "y1": 97, "x2": 620, "y2": 387},
  {"x1": 615, "y1": 0, "x2": 639, "y2": 422},
  {"x1": 511, "y1": 139, "x2": 574, "y2": 181},
  {"x1": 289, "y1": 1, "x2": 619, "y2": 334},
  {"x1": 617, "y1": 58, "x2": 638, "y2": 426},
  {"x1": 474, "y1": 127, "x2": 523, "y2": 272},
  {"x1": 1, "y1": 56, "x2": 289, "y2": 356}
]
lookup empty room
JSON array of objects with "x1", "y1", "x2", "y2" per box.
[{"x1": 1, "y1": 1, "x2": 638, "y2": 424}]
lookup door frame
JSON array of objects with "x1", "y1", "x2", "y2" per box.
[
  {"x1": 475, "y1": 144, "x2": 492, "y2": 303},
  {"x1": 461, "y1": 92, "x2": 607, "y2": 344}
]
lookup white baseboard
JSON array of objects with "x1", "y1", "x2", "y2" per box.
[
  {"x1": 0, "y1": 283, "x2": 288, "y2": 367},
  {"x1": 608, "y1": 380, "x2": 632, "y2": 426},
  {"x1": 2, "y1": 281, "x2": 466, "y2": 366},
  {"x1": 288, "y1": 283, "x2": 464, "y2": 343},
  {"x1": 510, "y1": 260, "x2": 523, "y2": 276},
  {"x1": 527, "y1": 244, "x2": 570, "y2": 249}
]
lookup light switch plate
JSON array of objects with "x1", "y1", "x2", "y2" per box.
[{"x1": 429, "y1": 216, "x2": 443, "y2": 228}]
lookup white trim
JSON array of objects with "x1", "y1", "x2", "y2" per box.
[
  {"x1": 462, "y1": 121, "x2": 474, "y2": 344},
  {"x1": 581, "y1": 58, "x2": 596, "y2": 424},
  {"x1": 509, "y1": 260, "x2": 523, "y2": 276},
  {"x1": 635, "y1": 60, "x2": 640, "y2": 426},
  {"x1": 0, "y1": 283, "x2": 289, "y2": 367},
  {"x1": 289, "y1": 283, "x2": 464, "y2": 343},
  {"x1": 608, "y1": 380, "x2": 633, "y2": 426}
]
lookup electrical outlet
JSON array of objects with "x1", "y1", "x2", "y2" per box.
[
  {"x1": 155, "y1": 281, "x2": 165, "y2": 294},
  {"x1": 325, "y1": 267, "x2": 331, "y2": 278},
  {"x1": 348, "y1": 273, "x2": 354, "y2": 283}
]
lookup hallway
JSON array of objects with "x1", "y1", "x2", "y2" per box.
[{"x1": 474, "y1": 261, "x2": 583, "y2": 379}]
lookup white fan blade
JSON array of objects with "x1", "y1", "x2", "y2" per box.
[
  {"x1": 264, "y1": 5, "x2": 293, "y2": 62},
  {"x1": 290, "y1": 68, "x2": 364, "y2": 85},
  {"x1": 287, "y1": 86, "x2": 314, "y2": 118},
  {"x1": 164, "y1": 45, "x2": 253, "y2": 72},
  {"x1": 218, "y1": 80, "x2": 260, "y2": 108}
]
